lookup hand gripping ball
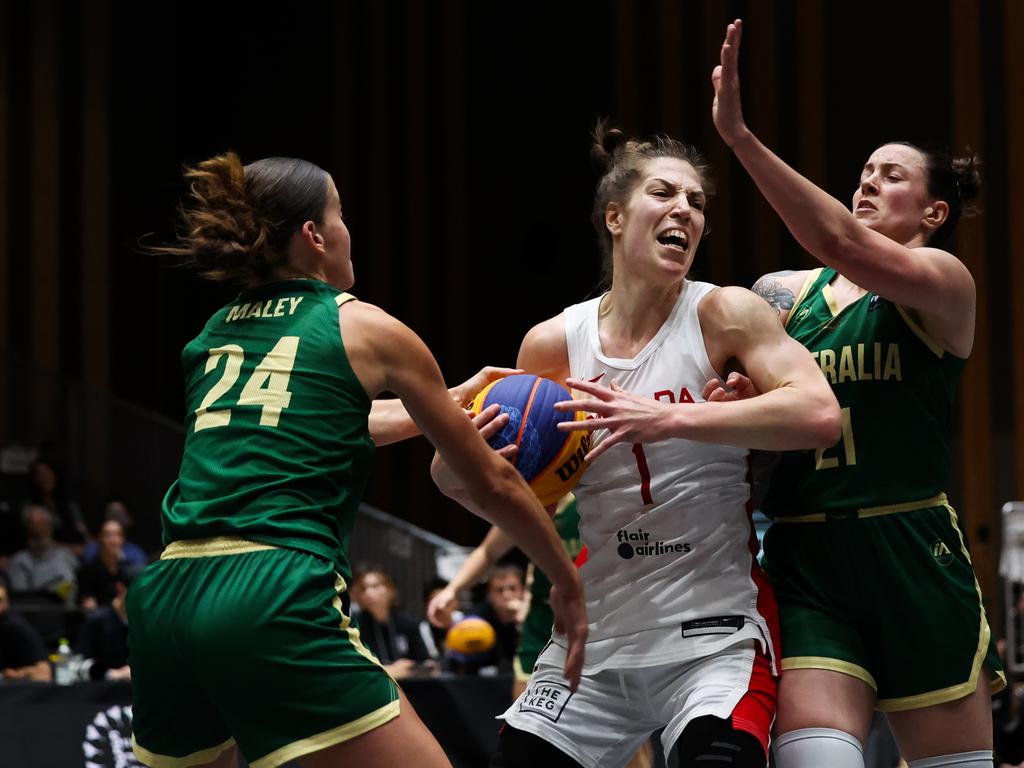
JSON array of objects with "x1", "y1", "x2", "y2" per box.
[{"x1": 470, "y1": 374, "x2": 590, "y2": 506}]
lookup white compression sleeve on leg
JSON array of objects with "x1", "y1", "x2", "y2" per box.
[
  {"x1": 907, "y1": 751, "x2": 993, "y2": 768},
  {"x1": 773, "y1": 728, "x2": 865, "y2": 768}
]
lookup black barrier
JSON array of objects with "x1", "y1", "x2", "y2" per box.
[{"x1": 0, "y1": 675, "x2": 513, "y2": 768}]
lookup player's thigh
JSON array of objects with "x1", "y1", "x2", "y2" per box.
[
  {"x1": 297, "y1": 689, "x2": 451, "y2": 768},
  {"x1": 775, "y1": 668, "x2": 875, "y2": 745},
  {"x1": 886, "y1": 669, "x2": 994, "y2": 761}
]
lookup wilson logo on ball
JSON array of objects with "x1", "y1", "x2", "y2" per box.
[{"x1": 471, "y1": 374, "x2": 590, "y2": 506}]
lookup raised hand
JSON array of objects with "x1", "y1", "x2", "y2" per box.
[
  {"x1": 426, "y1": 584, "x2": 459, "y2": 628},
  {"x1": 430, "y1": 404, "x2": 517, "y2": 493},
  {"x1": 711, "y1": 19, "x2": 747, "y2": 147},
  {"x1": 450, "y1": 366, "x2": 524, "y2": 408},
  {"x1": 549, "y1": 577, "x2": 588, "y2": 692},
  {"x1": 554, "y1": 378, "x2": 675, "y2": 464}
]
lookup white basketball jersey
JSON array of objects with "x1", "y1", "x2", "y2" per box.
[{"x1": 558, "y1": 281, "x2": 779, "y2": 673}]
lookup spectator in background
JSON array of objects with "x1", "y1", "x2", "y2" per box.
[
  {"x1": 78, "y1": 519, "x2": 136, "y2": 611},
  {"x1": 470, "y1": 563, "x2": 524, "y2": 673},
  {"x1": 76, "y1": 581, "x2": 130, "y2": 680},
  {"x1": 0, "y1": 570, "x2": 51, "y2": 682},
  {"x1": 80, "y1": 500, "x2": 148, "y2": 571},
  {"x1": 350, "y1": 565, "x2": 434, "y2": 679},
  {"x1": 8, "y1": 504, "x2": 79, "y2": 605},
  {"x1": 27, "y1": 458, "x2": 89, "y2": 553}
]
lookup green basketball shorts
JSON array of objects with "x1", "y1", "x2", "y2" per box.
[
  {"x1": 763, "y1": 501, "x2": 1005, "y2": 711},
  {"x1": 127, "y1": 538, "x2": 399, "y2": 767}
]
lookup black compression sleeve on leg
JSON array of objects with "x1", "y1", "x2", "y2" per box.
[
  {"x1": 490, "y1": 725, "x2": 584, "y2": 768},
  {"x1": 671, "y1": 715, "x2": 768, "y2": 768}
]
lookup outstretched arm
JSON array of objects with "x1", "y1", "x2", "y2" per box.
[
  {"x1": 556, "y1": 288, "x2": 840, "y2": 463},
  {"x1": 368, "y1": 366, "x2": 522, "y2": 446},
  {"x1": 712, "y1": 19, "x2": 974, "y2": 353},
  {"x1": 427, "y1": 525, "x2": 515, "y2": 627}
]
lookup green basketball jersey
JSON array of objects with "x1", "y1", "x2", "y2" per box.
[
  {"x1": 519, "y1": 494, "x2": 582, "y2": 651},
  {"x1": 161, "y1": 279, "x2": 375, "y2": 580},
  {"x1": 763, "y1": 268, "x2": 966, "y2": 517}
]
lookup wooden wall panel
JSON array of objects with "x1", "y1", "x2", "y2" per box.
[
  {"x1": 796, "y1": 0, "x2": 827, "y2": 271},
  {"x1": 81, "y1": 0, "x2": 109, "y2": 392},
  {"x1": 950, "y1": 0, "x2": 997, "y2": 619},
  {"x1": 1007, "y1": 0, "x2": 1024, "y2": 501},
  {"x1": 746, "y1": 0, "x2": 782, "y2": 280},
  {"x1": 30, "y1": 0, "x2": 59, "y2": 373}
]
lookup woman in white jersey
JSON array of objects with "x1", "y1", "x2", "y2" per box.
[{"x1": 434, "y1": 124, "x2": 841, "y2": 768}]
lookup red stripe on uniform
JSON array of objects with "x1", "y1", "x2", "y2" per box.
[
  {"x1": 744, "y1": 459, "x2": 781, "y2": 671},
  {"x1": 730, "y1": 645, "x2": 777, "y2": 757},
  {"x1": 574, "y1": 545, "x2": 588, "y2": 568}
]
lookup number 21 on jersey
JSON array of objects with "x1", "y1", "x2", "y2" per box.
[
  {"x1": 815, "y1": 406, "x2": 856, "y2": 469},
  {"x1": 194, "y1": 336, "x2": 301, "y2": 432}
]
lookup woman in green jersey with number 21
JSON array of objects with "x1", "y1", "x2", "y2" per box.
[
  {"x1": 704, "y1": 19, "x2": 1005, "y2": 768},
  {"x1": 126, "y1": 153, "x2": 587, "y2": 768}
]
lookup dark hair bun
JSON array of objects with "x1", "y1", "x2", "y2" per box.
[{"x1": 951, "y1": 152, "x2": 981, "y2": 203}]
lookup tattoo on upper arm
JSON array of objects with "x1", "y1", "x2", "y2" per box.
[{"x1": 751, "y1": 275, "x2": 796, "y2": 315}]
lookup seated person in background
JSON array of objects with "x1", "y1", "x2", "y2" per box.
[
  {"x1": 0, "y1": 571, "x2": 52, "y2": 682},
  {"x1": 80, "y1": 500, "x2": 148, "y2": 571},
  {"x1": 78, "y1": 519, "x2": 136, "y2": 611},
  {"x1": 470, "y1": 563, "x2": 525, "y2": 673},
  {"x1": 76, "y1": 581, "x2": 130, "y2": 680},
  {"x1": 8, "y1": 504, "x2": 79, "y2": 605},
  {"x1": 27, "y1": 457, "x2": 89, "y2": 553},
  {"x1": 350, "y1": 564, "x2": 434, "y2": 679}
]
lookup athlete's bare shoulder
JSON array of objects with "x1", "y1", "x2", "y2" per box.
[
  {"x1": 750, "y1": 270, "x2": 810, "y2": 316},
  {"x1": 518, "y1": 313, "x2": 570, "y2": 381}
]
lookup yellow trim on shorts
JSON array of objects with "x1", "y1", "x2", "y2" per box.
[
  {"x1": 877, "y1": 502, "x2": 1007, "y2": 711},
  {"x1": 781, "y1": 656, "x2": 878, "y2": 692},
  {"x1": 249, "y1": 699, "x2": 401, "y2": 768},
  {"x1": 784, "y1": 268, "x2": 824, "y2": 331},
  {"x1": 773, "y1": 493, "x2": 947, "y2": 523},
  {"x1": 160, "y1": 537, "x2": 276, "y2": 559},
  {"x1": 132, "y1": 734, "x2": 235, "y2": 768},
  {"x1": 335, "y1": 292, "x2": 357, "y2": 307},
  {"x1": 332, "y1": 573, "x2": 384, "y2": 668},
  {"x1": 894, "y1": 304, "x2": 945, "y2": 358}
]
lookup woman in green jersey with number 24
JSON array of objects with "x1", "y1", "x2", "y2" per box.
[
  {"x1": 702, "y1": 19, "x2": 1005, "y2": 768},
  {"x1": 126, "y1": 153, "x2": 587, "y2": 768}
]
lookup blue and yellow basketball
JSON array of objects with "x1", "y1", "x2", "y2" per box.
[
  {"x1": 470, "y1": 374, "x2": 590, "y2": 506},
  {"x1": 445, "y1": 615, "x2": 497, "y2": 661}
]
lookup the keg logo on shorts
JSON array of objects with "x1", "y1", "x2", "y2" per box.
[
  {"x1": 518, "y1": 679, "x2": 573, "y2": 722},
  {"x1": 616, "y1": 528, "x2": 692, "y2": 560},
  {"x1": 83, "y1": 705, "x2": 143, "y2": 767},
  {"x1": 932, "y1": 539, "x2": 954, "y2": 566}
]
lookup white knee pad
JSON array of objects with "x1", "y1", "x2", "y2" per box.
[
  {"x1": 773, "y1": 728, "x2": 865, "y2": 768},
  {"x1": 908, "y1": 751, "x2": 993, "y2": 768}
]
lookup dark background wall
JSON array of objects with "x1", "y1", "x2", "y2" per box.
[{"x1": 2, "y1": 0, "x2": 1022, "y2": 617}]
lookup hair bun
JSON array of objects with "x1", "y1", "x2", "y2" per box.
[
  {"x1": 591, "y1": 118, "x2": 629, "y2": 169},
  {"x1": 951, "y1": 152, "x2": 982, "y2": 203}
]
